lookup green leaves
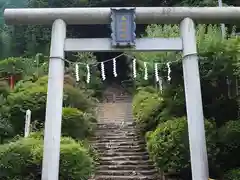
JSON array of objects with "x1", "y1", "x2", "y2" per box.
[
  {"x1": 132, "y1": 89, "x2": 164, "y2": 132},
  {"x1": 0, "y1": 136, "x2": 95, "y2": 180},
  {"x1": 146, "y1": 117, "x2": 217, "y2": 175},
  {"x1": 2, "y1": 75, "x2": 97, "y2": 136},
  {"x1": 133, "y1": 23, "x2": 240, "y2": 123},
  {"x1": 0, "y1": 57, "x2": 37, "y2": 77},
  {"x1": 217, "y1": 120, "x2": 240, "y2": 170},
  {"x1": 62, "y1": 107, "x2": 96, "y2": 140},
  {"x1": 224, "y1": 168, "x2": 240, "y2": 180}
]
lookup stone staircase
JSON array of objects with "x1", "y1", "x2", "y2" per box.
[{"x1": 90, "y1": 93, "x2": 160, "y2": 180}]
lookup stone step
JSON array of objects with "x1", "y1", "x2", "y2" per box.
[
  {"x1": 97, "y1": 117, "x2": 133, "y2": 120},
  {"x1": 92, "y1": 141, "x2": 144, "y2": 147},
  {"x1": 95, "y1": 127, "x2": 137, "y2": 132},
  {"x1": 97, "y1": 164, "x2": 156, "y2": 171},
  {"x1": 115, "y1": 96, "x2": 132, "y2": 102},
  {"x1": 93, "y1": 134, "x2": 141, "y2": 139},
  {"x1": 115, "y1": 98, "x2": 132, "y2": 101},
  {"x1": 97, "y1": 118, "x2": 133, "y2": 120},
  {"x1": 97, "y1": 122, "x2": 135, "y2": 126},
  {"x1": 98, "y1": 159, "x2": 154, "y2": 166},
  {"x1": 96, "y1": 128, "x2": 137, "y2": 131},
  {"x1": 115, "y1": 96, "x2": 132, "y2": 98},
  {"x1": 93, "y1": 135, "x2": 140, "y2": 140},
  {"x1": 91, "y1": 136, "x2": 141, "y2": 141},
  {"x1": 98, "y1": 113, "x2": 130, "y2": 115},
  {"x1": 97, "y1": 120, "x2": 134, "y2": 123},
  {"x1": 99, "y1": 155, "x2": 149, "y2": 161},
  {"x1": 97, "y1": 115, "x2": 132, "y2": 117},
  {"x1": 96, "y1": 124, "x2": 136, "y2": 129},
  {"x1": 97, "y1": 169, "x2": 157, "y2": 176},
  {"x1": 113, "y1": 101, "x2": 132, "y2": 103},
  {"x1": 92, "y1": 175, "x2": 158, "y2": 180},
  {"x1": 98, "y1": 151, "x2": 149, "y2": 157},
  {"x1": 90, "y1": 138, "x2": 144, "y2": 144},
  {"x1": 94, "y1": 131, "x2": 140, "y2": 136},
  {"x1": 96, "y1": 146, "x2": 146, "y2": 153},
  {"x1": 93, "y1": 144, "x2": 146, "y2": 151}
]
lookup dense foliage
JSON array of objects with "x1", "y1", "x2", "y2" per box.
[
  {"x1": 133, "y1": 24, "x2": 240, "y2": 125},
  {"x1": 132, "y1": 88, "x2": 163, "y2": 133},
  {"x1": 146, "y1": 117, "x2": 218, "y2": 178},
  {"x1": 132, "y1": 24, "x2": 240, "y2": 179},
  {"x1": 224, "y1": 168, "x2": 240, "y2": 180},
  {"x1": 133, "y1": 89, "x2": 240, "y2": 179},
  {"x1": 0, "y1": 53, "x2": 100, "y2": 178},
  {"x1": 217, "y1": 120, "x2": 240, "y2": 171},
  {"x1": 0, "y1": 136, "x2": 95, "y2": 180},
  {"x1": 0, "y1": 75, "x2": 97, "y2": 136},
  {"x1": 62, "y1": 107, "x2": 96, "y2": 140}
]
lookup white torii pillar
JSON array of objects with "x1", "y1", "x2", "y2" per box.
[
  {"x1": 180, "y1": 18, "x2": 209, "y2": 179},
  {"x1": 4, "y1": 7, "x2": 240, "y2": 180},
  {"x1": 41, "y1": 19, "x2": 66, "y2": 180}
]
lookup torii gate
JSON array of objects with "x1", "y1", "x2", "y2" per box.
[{"x1": 4, "y1": 7, "x2": 240, "y2": 180}]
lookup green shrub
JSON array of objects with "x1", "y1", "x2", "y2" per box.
[
  {"x1": 28, "y1": 107, "x2": 97, "y2": 141},
  {"x1": 64, "y1": 74, "x2": 76, "y2": 86},
  {"x1": 136, "y1": 86, "x2": 158, "y2": 93},
  {"x1": 3, "y1": 79, "x2": 96, "y2": 135},
  {"x1": 146, "y1": 117, "x2": 217, "y2": 176},
  {"x1": 133, "y1": 90, "x2": 163, "y2": 133},
  {"x1": 28, "y1": 131, "x2": 44, "y2": 140},
  {"x1": 63, "y1": 84, "x2": 97, "y2": 113},
  {"x1": 7, "y1": 85, "x2": 47, "y2": 134},
  {"x1": 12, "y1": 80, "x2": 35, "y2": 93},
  {"x1": 217, "y1": 120, "x2": 240, "y2": 170},
  {"x1": 224, "y1": 168, "x2": 240, "y2": 180},
  {"x1": 0, "y1": 117, "x2": 14, "y2": 144},
  {"x1": 13, "y1": 75, "x2": 73, "y2": 94},
  {"x1": 0, "y1": 137, "x2": 95, "y2": 180},
  {"x1": 62, "y1": 107, "x2": 96, "y2": 140},
  {"x1": 29, "y1": 131, "x2": 99, "y2": 162}
]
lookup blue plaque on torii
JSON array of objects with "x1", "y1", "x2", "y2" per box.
[{"x1": 110, "y1": 7, "x2": 136, "y2": 48}]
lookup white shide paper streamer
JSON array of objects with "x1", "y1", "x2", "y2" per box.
[
  {"x1": 167, "y1": 62, "x2": 171, "y2": 81},
  {"x1": 75, "y1": 63, "x2": 80, "y2": 82},
  {"x1": 113, "y1": 58, "x2": 117, "y2": 77},
  {"x1": 133, "y1": 59, "x2": 137, "y2": 78},
  {"x1": 101, "y1": 62, "x2": 106, "y2": 81},
  {"x1": 144, "y1": 62, "x2": 148, "y2": 80},
  {"x1": 154, "y1": 63, "x2": 159, "y2": 82},
  {"x1": 86, "y1": 64, "x2": 90, "y2": 83}
]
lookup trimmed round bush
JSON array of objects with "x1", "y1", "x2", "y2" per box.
[
  {"x1": 217, "y1": 120, "x2": 240, "y2": 170},
  {"x1": 28, "y1": 107, "x2": 97, "y2": 140},
  {"x1": 133, "y1": 90, "x2": 163, "y2": 132},
  {"x1": 62, "y1": 107, "x2": 96, "y2": 140},
  {"x1": 0, "y1": 136, "x2": 95, "y2": 180},
  {"x1": 224, "y1": 168, "x2": 240, "y2": 180},
  {"x1": 29, "y1": 131, "x2": 99, "y2": 163},
  {"x1": 63, "y1": 84, "x2": 97, "y2": 113},
  {"x1": 146, "y1": 117, "x2": 217, "y2": 175}
]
